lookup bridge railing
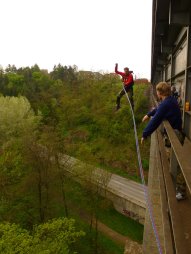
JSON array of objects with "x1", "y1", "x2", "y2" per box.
[
  {"x1": 163, "y1": 120, "x2": 191, "y2": 194},
  {"x1": 151, "y1": 93, "x2": 191, "y2": 253}
]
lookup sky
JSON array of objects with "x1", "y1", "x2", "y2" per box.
[{"x1": 0, "y1": 0, "x2": 153, "y2": 79}]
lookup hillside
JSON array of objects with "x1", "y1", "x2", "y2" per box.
[{"x1": 0, "y1": 64, "x2": 150, "y2": 253}]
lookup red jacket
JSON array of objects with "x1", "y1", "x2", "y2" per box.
[{"x1": 115, "y1": 65, "x2": 134, "y2": 87}]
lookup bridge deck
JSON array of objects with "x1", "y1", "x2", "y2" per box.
[
  {"x1": 107, "y1": 174, "x2": 146, "y2": 208},
  {"x1": 60, "y1": 154, "x2": 146, "y2": 209}
]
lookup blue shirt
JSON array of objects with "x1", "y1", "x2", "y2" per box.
[{"x1": 142, "y1": 96, "x2": 182, "y2": 138}]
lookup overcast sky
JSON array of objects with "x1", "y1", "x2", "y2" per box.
[{"x1": 1, "y1": 0, "x2": 152, "y2": 78}]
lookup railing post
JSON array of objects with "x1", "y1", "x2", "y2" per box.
[{"x1": 169, "y1": 149, "x2": 178, "y2": 186}]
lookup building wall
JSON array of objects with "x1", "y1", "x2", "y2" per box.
[{"x1": 155, "y1": 26, "x2": 191, "y2": 139}]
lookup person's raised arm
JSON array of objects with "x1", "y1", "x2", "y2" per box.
[
  {"x1": 115, "y1": 63, "x2": 124, "y2": 76},
  {"x1": 115, "y1": 63, "x2": 118, "y2": 72}
]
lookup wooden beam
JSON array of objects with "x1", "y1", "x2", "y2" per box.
[
  {"x1": 157, "y1": 130, "x2": 191, "y2": 254},
  {"x1": 163, "y1": 121, "x2": 191, "y2": 194},
  {"x1": 155, "y1": 132, "x2": 174, "y2": 253}
]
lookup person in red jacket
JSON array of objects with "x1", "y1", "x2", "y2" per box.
[{"x1": 115, "y1": 63, "x2": 134, "y2": 111}]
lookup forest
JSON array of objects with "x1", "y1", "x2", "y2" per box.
[{"x1": 0, "y1": 64, "x2": 150, "y2": 254}]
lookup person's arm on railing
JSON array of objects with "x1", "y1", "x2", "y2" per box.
[
  {"x1": 141, "y1": 104, "x2": 166, "y2": 143},
  {"x1": 142, "y1": 107, "x2": 157, "y2": 122}
]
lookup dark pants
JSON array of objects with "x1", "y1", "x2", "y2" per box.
[{"x1": 116, "y1": 86, "x2": 134, "y2": 109}]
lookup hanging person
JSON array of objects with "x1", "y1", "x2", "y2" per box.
[{"x1": 115, "y1": 63, "x2": 134, "y2": 111}]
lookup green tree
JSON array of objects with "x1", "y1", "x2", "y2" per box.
[
  {"x1": 50, "y1": 64, "x2": 77, "y2": 84},
  {"x1": 0, "y1": 96, "x2": 41, "y2": 223},
  {"x1": 78, "y1": 165, "x2": 111, "y2": 254},
  {"x1": 0, "y1": 96, "x2": 40, "y2": 144},
  {"x1": 0, "y1": 218, "x2": 85, "y2": 254},
  {"x1": 5, "y1": 64, "x2": 17, "y2": 73},
  {"x1": 22, "y1": 126, "x2": 62, "y2": 223},
  {"x1": 6, "y1": 73, "x2": 26, "y2": 95}
]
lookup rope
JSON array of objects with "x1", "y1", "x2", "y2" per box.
[{"x1": 122, "y1": 85, "x2": 163, "y2": 254}]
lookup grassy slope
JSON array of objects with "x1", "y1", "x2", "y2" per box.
[{"x1": 62, "y1": 83, "x2": 150, "y2": 181}]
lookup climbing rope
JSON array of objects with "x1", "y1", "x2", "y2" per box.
[{"x1": 122, "y1": 85, "x2": 163, "y2": 254}]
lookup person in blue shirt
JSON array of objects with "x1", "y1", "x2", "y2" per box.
[
  {"x1": 141, "y1": 82, "x2": 186, "y2": 200},
  {"x1": 141, "y1": 82, "x2": 182, "y2": 142}
]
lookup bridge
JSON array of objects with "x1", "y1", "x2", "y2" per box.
[
  {"x1": 143, "y1": 0, "x2": 191, "y2": 253},
  {"x1": 59, "y1": 154, "x2": 146, "y2": 224}
]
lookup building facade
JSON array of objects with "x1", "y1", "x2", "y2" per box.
[{"x1": 151, "y1": 0, "x2": 191, "y2": 139}]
